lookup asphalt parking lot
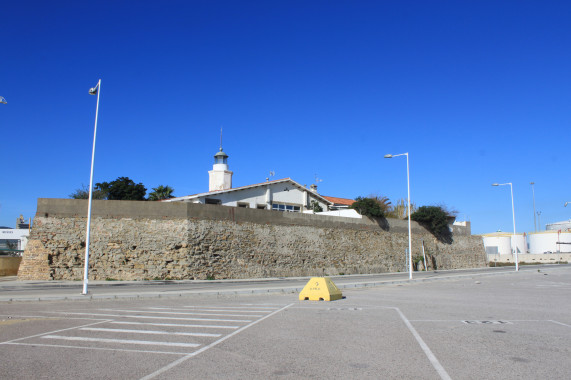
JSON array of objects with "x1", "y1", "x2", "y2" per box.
[{"x1": 1, "y1": 265, "x2": 570, "y2": 379}]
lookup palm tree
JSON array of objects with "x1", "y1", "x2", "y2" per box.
[{"x1": 148, "y1": 185, "x2": 175, "y2": 201}]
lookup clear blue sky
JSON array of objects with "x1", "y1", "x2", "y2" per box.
[{"x1": 1, "y1": 1, "x2": 570, "y2": 234}]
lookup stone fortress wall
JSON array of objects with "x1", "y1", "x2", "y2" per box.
[{"x1": 18, "y1": 199, "x2": 486, "y2": 280}]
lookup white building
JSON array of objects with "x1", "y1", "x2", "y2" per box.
[
  {"x1": 545, "y1": 219, "x2": 571, "y2": 231},
  {"x1": 481, "y1": 232, "x2": 526, "y2": 256},
  {"x1": 528, "y1": 230, "x2": 571, "y2": 254},
  {"x1": 165, "y1": 147, "x2": 333, "y2": 212},
  {"x1": 0, "y1": 228, "x2": 29, "y2": 252}
]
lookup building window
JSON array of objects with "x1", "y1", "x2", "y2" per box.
[
  {"x1": 271, "y1": 203, "x2": 301, "y2": 212},
  {"x1": 205, "y1": 198, "x2": 221, "y2": 205},
  {"x1": 257, "y1": 204, "x2": 267, "y2": 210},
  {"x1": 237, "y1": 202, "x2": 249, "y2": 208}
]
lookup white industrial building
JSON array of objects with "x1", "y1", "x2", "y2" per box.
[
  {"x1": 481, "y1": 232, "x2": 526, "y2": 256},
  {"x1": 527, "y1": 230, "x2": 571, "y2": 254},
  {"x1": 165, "y1": 146, "x2": 334, "y2": 212},
  {"x1": 545, "y1": 219, "x2": 571, "y2": 231},
  {"x1": 482, "y1": 228, "x2": 571, "y2": 256}
]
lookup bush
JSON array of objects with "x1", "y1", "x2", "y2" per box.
[
  {"x1": 350, "y1": 196, "x2": 386, "y2": 218},
  {"x1": 411, "y1": 206, "x2": 453, "y2": 243}
]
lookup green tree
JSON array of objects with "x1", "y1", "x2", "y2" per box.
[
  {"x1": 386, "y1": 198, "x2": 417, "y2": 219},
  {"x1": 350, "y1": 196, "x2": 387, "y2": 218},
  {"x1": 69, "y1": 184, "x2": 108, "y2": 200},
  {"x1": 411, "y1": 205, "x2": 454, "y2": 243},
  {"x1": 148, "y1": 185, "x2": 175, "y2": 201},
  {"x1": 95, "y1": 177, "x2": 147, "y2": 200},
  {"x1": 310, "y1": 200, "x2": 323, "y2": 213}
]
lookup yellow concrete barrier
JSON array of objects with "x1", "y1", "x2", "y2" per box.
[{"x1": 299, "y1": 277, "x2": 342, "y2": 301}]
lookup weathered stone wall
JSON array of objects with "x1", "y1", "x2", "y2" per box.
[{"x1": 19, "y1": 199, "x2": 486, "y2": 280}]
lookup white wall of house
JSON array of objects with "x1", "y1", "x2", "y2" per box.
[
  {"x1": 304, "y1": 209, "x2": 362, "y2": 218},
  {"x1": 190, "y1": 182, "x2": 330, "y2": 211},
  {"x1": 0, "y1": 228, "x2": 29, "y2": 250}
]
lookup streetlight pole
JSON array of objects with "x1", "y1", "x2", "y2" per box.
[
  {"x1": 492, "y1": 182, "x2": 519, "y2": 271},
  {"x1": 530, "y1": 182, "x2": 537, "y2": 232},
  {"x1": 82, "y1": 79, "x2": 101, "y2": 295},
  {"x1": 385, "y1": 152, "x2": 413, "y2": 279}
]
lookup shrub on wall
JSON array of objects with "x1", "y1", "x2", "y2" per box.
[
  {"x1": 411, "y1": 206, "x2": 453, "y2": 243},
  {"x1": 350, "y1": 196, "x2": 386, "y2": 218}
]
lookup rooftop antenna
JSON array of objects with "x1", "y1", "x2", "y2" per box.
[
  {"x1": 314, "y1": 174, "x2": 323, "y2": 185},
  {"x1": 267, "y1": 170, "x2": 275, "y2": 182},
  {"x1": 220, "y1": 127, "x2": 223, "y2": 150}
]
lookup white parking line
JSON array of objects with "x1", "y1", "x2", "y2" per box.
[
  {"x1": 81, "y1": 327, "x2": 222, "y2": 337},
  {"x1": 48, "y1": 312, "x2": 251, "y2": 323},
  {"x1": 99, "y1": 308, "x2": 264, "y2": 318},
  {"x1": 388, "y1": 307, "x2": 452, "y2": 380},
  {"x1": 148, "y1": 307, "x2": 272, "y2": 314},
  {"x1": 109, "y1": 321, "x2": 239, "y2": 329},
  {"x1": 9, "y1": 342, "x2": 189, "y2": 355},
  {"x1": 0, "y1": 320, "x2": 110, "y2": 345},
  {"x1": 42, "y1": 335, "x2": 201, "y2": 348},
  {"x1": 180, "y1": 306, "x2": 278, "y2": 311},
  {"x1": 139, "y1": 303, "x2": 294, "y2": 380},
  {"x1": 549, "y1": 320, "x2": 571, "y2": 328}
]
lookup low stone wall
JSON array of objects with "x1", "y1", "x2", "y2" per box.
[
  {"x1": 487, "y1": 253, "x2": 570, "y2": 264},
  {"x1": 19, "y1": 199, "x2": 486, "y2": 281},
  {"x1": 0, "y1": 257, "x2": 22, "y2": 276}
]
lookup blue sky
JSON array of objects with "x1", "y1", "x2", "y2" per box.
[{"x1": 1, "y1": 1, "x2": 569, "y2": 234}]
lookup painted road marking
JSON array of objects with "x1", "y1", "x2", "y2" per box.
[
  {"x1": 462, "y1": 320, "x2": 511, "y2": 324},
  {"x1": 2, "y1": 304, "x2": 293, "y2": 361},
  {"x1": 148, "y1": 307, "x2": 272, "y2": 314},
  {"x1": 181, "y1": 306, "x2": 278, "y2": 311},
  {"x1": 109, "y1": 321, "x2": 239, "y2": 329},
  {"x1": 7, "y1": 342, "x2": 190, "y2": 355},
  {"x1": 99, "y1": 308, "x2": 264, "y2": 318},
  {"x1": 139, "y1": 303, "x2": 294, "y2": 380},
  {"x1": 48, "y1": 312, "x2": 252, "y2": 323},
  {"x1": 42, "y1": 335, "x2": 201, "y2": 348},
  {"x1": 387, "y1": 307, "x2": 452, "y2": 380},
  {"x1": 81, "y1": 327, "x2": 222, "y2": 337}
]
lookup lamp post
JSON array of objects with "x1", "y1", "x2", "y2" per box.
[
  {"x1": 492, "y1": 182, "x2": 519, "y2": 271},
  {"x1": 530, "y1": 182, "x2": 537, "y2": 232},
  {"x1": 385, "y1": 152, "x2": 412, "y2": 279},
  {"x1": 537, "y1": 211, "x2": 542, "y2": 231},
  {"x1": 82, "y1": 80, "x2": 101, "y2": 295}
]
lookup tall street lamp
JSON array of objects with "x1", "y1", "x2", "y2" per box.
[
  {"x1": 492, "y1": 182, "x2": 519, "y2": 271},
  {"x1": 530, "y1": 182, "x2": 537, "y2": 232},
  {"x1": 385, "y1": 152, "x2": 412, "y2": 279},
  {"x1": 82, "y1": 80, "x2": 101, "y2": 295}
]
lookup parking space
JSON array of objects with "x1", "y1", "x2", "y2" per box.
[{"x1": 1, "y1": 266, "x2": 570, "y2": 379}]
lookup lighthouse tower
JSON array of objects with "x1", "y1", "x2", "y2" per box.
[{"x1": 208, "y1": 147, "x2": 233, "y2": 191}]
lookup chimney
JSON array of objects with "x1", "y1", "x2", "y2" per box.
[{"x1": 310, "y1": 184, "x2": 318, "y2": 193}]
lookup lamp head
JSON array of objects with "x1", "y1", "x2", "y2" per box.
[
  {"x1": 492, "y1": 183, "x2": 499, "y2": 186},
  {"x1": 565, "y1": 202, "x2": 569, "y2": 207},
  {"x1": 384, "y1": 154, "x2": 393, "y2": 159},
  {"x1": 88, "y1": 87, "x2": 98, "y2": 95}
]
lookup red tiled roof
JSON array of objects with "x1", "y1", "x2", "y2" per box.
[{"x1": 322, "y1": 196, "x2": 355, "y2": 206}]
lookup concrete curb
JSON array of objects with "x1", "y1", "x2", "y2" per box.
[{"x1": 0, "y1": 267, "x2": 530, "y2": 303}]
